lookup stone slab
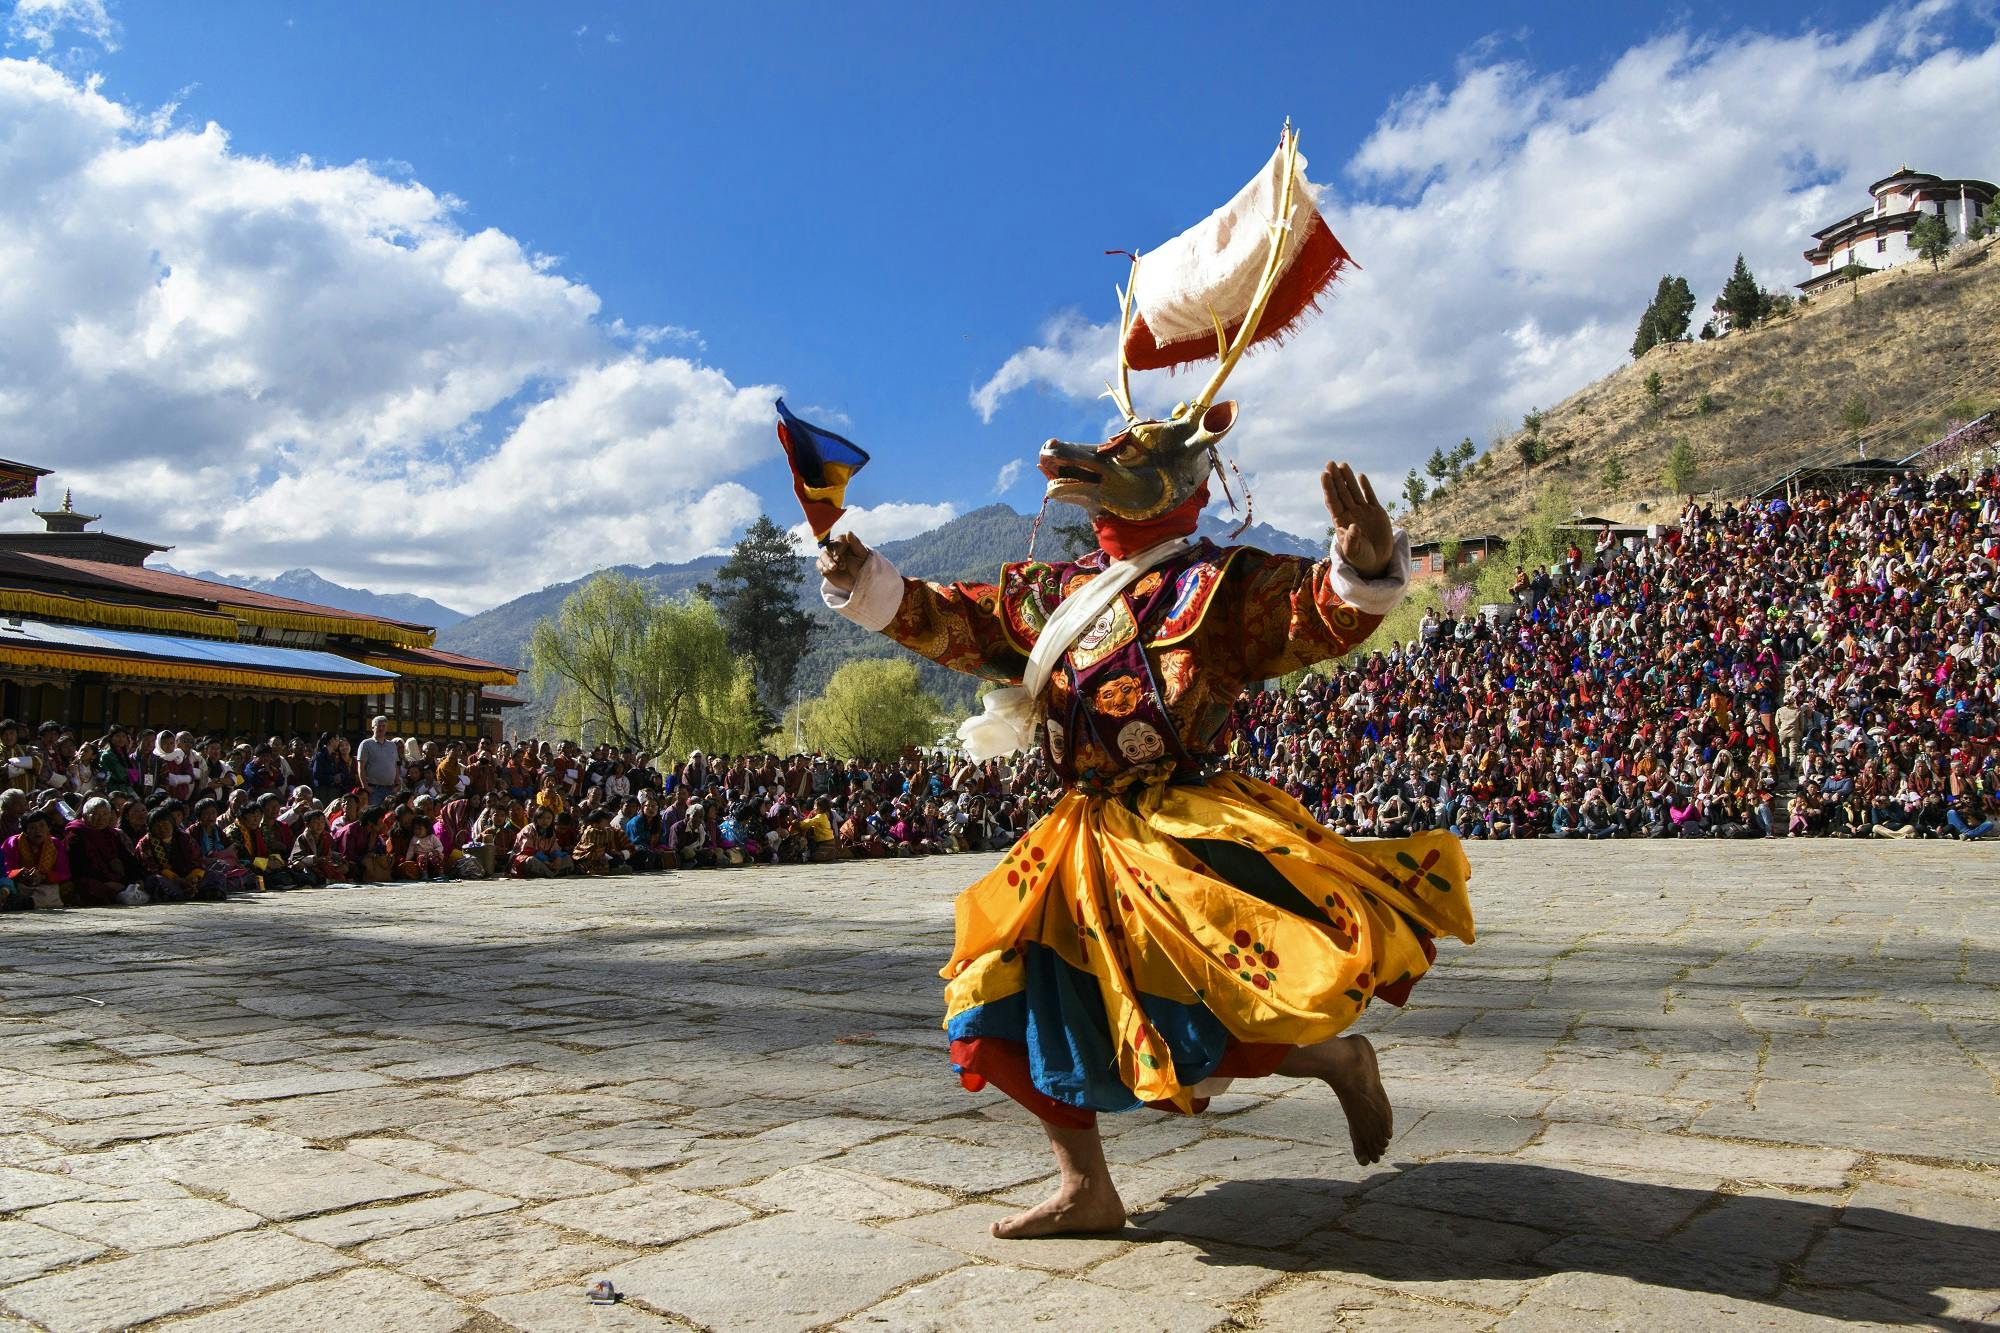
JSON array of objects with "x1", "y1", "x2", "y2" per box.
[
  {"x1": 529, "y1": 1182, "x2": 752, "y2": 1246},
  {"x1": 0, "y1": 1230, "x2": 351, "y2": 1333},
  {"x1": 150, "y1": 1267, "x2": 474, "y2": 1333},
  {"x1": 726, "y1": 1163, "x2": 956, "y2": 1222},
  {"x1": 21, "y1": 1198, "x2": 260, "y2": 1251},
  {"x1": 357, "y1": 1213, "x2": 635, "y2": 1299},
  {"x1": 603, "y1": 1212, "x2": 962, "y2": 1333},
  {"x1": 181, "y1": 1148, "x2": 454, "y2": 1220},
  {"x1": 283, "y1": 1189, "x2": 521, "y2": 1247},
  {"x1": 834, "y1": 1265, "x2": 1225, "y2": 1333},
  {"x1": 0, "y1": 1221, "x2": 103, "y2": 1285}
]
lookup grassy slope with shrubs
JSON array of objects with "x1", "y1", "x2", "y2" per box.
[{"x1": 1411, "y1": 238, "x2": 2000, "y2": 545}]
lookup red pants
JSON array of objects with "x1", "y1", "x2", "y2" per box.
[{"x1": 949, "y1": 1036, "x2": 1289, "y2": 1130}]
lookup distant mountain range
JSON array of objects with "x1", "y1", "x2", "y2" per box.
[
  {"x1": 160, "y1": 566, "x2": 469, "y2": 631},
  {"x1": 435, "y1": 503, "x2": 1324, "y2": 720}
]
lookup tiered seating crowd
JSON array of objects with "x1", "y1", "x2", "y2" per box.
[
  {"x1": 1227, "y1": 468, "x2": 2000, "y2": 840},
  {"x1": 3, "y1": 468, "x2": 1995, "y2": 909}
]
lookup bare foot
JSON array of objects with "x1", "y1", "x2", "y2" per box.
[
  {"x1": 990, "y1": 1179, "x2": 1126, "y2": 1238},
  {"x1": 1325, "y1": 1035, "x2": 1393, "y2": 1165}
]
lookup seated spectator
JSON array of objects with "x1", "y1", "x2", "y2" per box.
[
  {"x1": 406, "y1": 815, "x2": 448, "y2": 881},
  {"x1": 67, "y1": 796, "x2": 149, "y2": 906},
  {"x1": 287, "y1": 809, "x2": 340, "y2": 886},
  {"x1": 624, "y1": 793, "x2": 674, "y2": 871},
  {"x1": 138, "y1": 804, "x2": 210, "y2": 901},
  {"x1": 4, "y1": 808, "x2": 71, "y2": 909},
  {"x1": 511, "y1": 806, "x2": 570, "y2": 878},
  {"x1": 226, "y1": 805, "x2": 293, "y2": 890},
  {"x1": 670, "y1": 801, "x2": 715, "y2": 868}
]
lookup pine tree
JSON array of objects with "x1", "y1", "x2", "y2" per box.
[
  {"x1": 1402, "y1": 469, "x2": 1428, "y2": 510},
  {"x1": 1450, "y1": 436, "x2": 1477, "y2": 475},
  {"x1": 1656, "y1": 276, "x2": 1696, "y2": 341},
  {"x1": 1630, "y1": 286, "x2": 1661, "y2": 359},
  {"x1": 1599, "y1": 455, "x2": 1627, "y2": 491},
  {"x1": 1425, "y1": 447, "x2": 1451, "y2": 483},
  {"x1": 1715, "y1": 254, "x2": 1766, "y2": 332},
  {"x1": 1662, "y1": 440, "x2": 1699, "y2": 494},
  {"x1": 1911, "y1": 212, "x2": 1955, "y2": 272},
  {"x1": 696, "y1": 515, "x2": 813, "y2": 712},
  {"x1": 1972, "y1": 201, "x2": 2000, "y2": 241}
]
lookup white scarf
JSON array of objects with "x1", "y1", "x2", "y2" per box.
[{"x1": 957, "y1": 536, "x2": 1191, "y2": 762}]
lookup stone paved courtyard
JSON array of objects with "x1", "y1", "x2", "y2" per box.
[{"x1": 0, "y1": 842, "x2": 1996, "y2": 1333}]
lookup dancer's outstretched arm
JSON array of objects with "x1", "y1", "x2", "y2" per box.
[
  {"x1": 820, "y1": 533, "x2": 1031, "y2": 683},
  {"x1": 1210, "y1": 461, "x2": 1413, "y2": 682}
]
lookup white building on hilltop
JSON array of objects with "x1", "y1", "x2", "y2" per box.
[{"x1": 1798, "y1": 168, "x2": 1996, "y2": 293}]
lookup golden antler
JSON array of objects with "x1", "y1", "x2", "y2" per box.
[
  {"x1": 1100, "y1": 254, "x2": 1142, "y2": 424},
  {"x1": 1189, "y1": 122, "x2": 1301, "y2": 417}
]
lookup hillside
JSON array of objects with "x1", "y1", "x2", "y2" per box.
[
  {"x1": 162, "y1": 565, "x2": 468, "y2": 630},
  {"x1": 439, "y1": 502, "x2": 1320, "y2": 727},
  {"x1": 1411, "y1": 238, "x2": 2000, "y2": 542}
]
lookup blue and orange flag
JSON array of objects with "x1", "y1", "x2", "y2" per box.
[{"x1": 775, "y1": 399, "x2": 870, "y2": 543}]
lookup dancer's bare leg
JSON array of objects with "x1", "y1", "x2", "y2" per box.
[
  {"x1": 990, "y1": 1121, "x2": 1126, "y2": 1238},
  {"x1": 1278, "y1": 1034, "x2": 1392, "y2": 1164}
]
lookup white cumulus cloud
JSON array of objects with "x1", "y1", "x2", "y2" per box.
[
  {"x1": 787, "y1": 501, "x2": 961, "y2": 553},
  {"x1": 971, "y1": 7, "x2": 2000, "y2": 540},
  {"x1": 0, "y1": 57, "x2": 782, "y2": 609},
  {"x1": 6, "y1": 0, "x2": 116, "y2": 52},
  {"x1": 993, "y1": 458, "x2": 1026, "y2": 494}
]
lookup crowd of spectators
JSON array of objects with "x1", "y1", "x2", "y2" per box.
[
  {"x1": 0, "y1": 713, "x2": 1066, "y2": 910},
  {"x1": 1225, "y1": 468, "x2": 2000, "y2": 841},
  {"x1": 5, "y1": 466, "x2": 1992, "y2": 908}
]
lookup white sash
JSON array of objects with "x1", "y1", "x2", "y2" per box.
[{"x1": 957, "y1": 536, "x2": 1191, "y2": 762}]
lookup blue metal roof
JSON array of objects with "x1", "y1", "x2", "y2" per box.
[{"x1": 0, "y1": 619, "x2": 395, "y2": 680}]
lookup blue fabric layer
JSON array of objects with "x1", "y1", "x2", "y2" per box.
[{"x1": 946, "y1": 942, "x2": 1233, "y2": 1113}]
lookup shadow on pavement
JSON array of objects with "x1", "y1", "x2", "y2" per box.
[{"x1": 1142, "y1": 1162, "x2": 1999, "y2": 1329}]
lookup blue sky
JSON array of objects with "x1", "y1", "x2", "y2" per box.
[{"x1": 3, "y1": 1, "x2": 1997, "y2": 606}]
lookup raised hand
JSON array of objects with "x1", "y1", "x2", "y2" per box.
[
  {"x1": 817, "y1": 532, "x2": 872, "y2": 593},
  {"x1": 1322, "y1": 462, "x2": 1393, "y2": 579}
]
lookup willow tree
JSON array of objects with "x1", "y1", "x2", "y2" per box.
[
  {"x1": 529, "y1": 573, "x2": 757, "y2": 757},
  {"x1": 798, "y1": 658, "x2": 947, "y2": 759}
]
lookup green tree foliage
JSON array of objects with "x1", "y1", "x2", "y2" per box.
[
  {"x1": 1450, "y1": 436, "x2": 1478, "y2": 474},
  {"x1": 1655, "y1": 275, "x2": 1696, "y2": 341},
  {"x1": 1715, "y1": 254, "x2": 1769, "y2": 332},
  {"x1": 1662, "y1": 439, "x2": 1699, "y2": 494},
  {"x1": 1839, "y1": 393, "x2": 1874, "y2": 455},
  {"x1": 1049, "y1": 518, "x2": 1097, "y2": 558},
  {"x1": 1599, "y1": 454, "x2": 1627, "y2": 491},
  {"x1": 1513, "y1": 435, "x2": 1545, "y2": 470},
  {"x1": 696, "y1": 515, "x2": 812, "y2": 710},
  {"x1": 1970, "y1": 201, "x2": 2000, "y2": 241},
  {"x1": 1425, "y1": 446, "x2": 1451, "y2": 483},
  {"x1": 1911, "y1": 212, "x2": 1955, "y2": 271},
  {"x1": 1402, "y1": 469, "x2": 1428, "y2": 510},
  {"x1": 1643, "y1": 369, "x2": 1663, "y2": 407},
  {"x1": 795, "y1": 658, "x2": 947, "y2": 759},
  {"x1": 1631, "y1": 289, "x2": 1660, "y2": 359},
  {"x1": 1522, "y1": 407, "x2": 1544, "y2": 439},
  {"x1": 1631, "y1": 274, "x2": 1697, "y2": 357},
  {"x1": 529, "y1": 573, "x2": 755, "y2": 758},
  {"x1": 1699, "y1": 319, "x2": 1717, "y2": 340}
]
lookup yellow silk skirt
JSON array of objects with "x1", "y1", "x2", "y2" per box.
[{"x1": 942, "y1": 770, "x2": 1474, "y2": 1112}]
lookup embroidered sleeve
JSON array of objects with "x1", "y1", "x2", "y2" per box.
[
  {"x1": 879, "y1": 576, "x2": 1031, "y2": 682},
  {"x1": 1206, "y1": 536, "x2": 1409, "y2": 680},
  {"x1": 825, "y1": 551, "x2": 1037, "y2": 683}
]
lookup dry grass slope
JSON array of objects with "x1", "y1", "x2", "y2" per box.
[{"x1": 1412, "y1": 238, "x2": 2000, "y2": 540}]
